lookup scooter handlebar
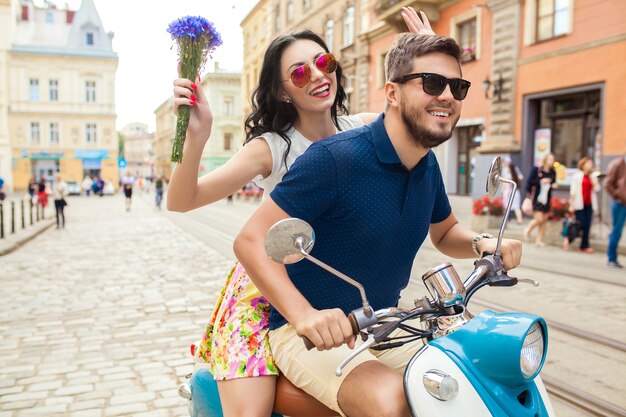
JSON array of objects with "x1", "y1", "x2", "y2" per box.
[{"x1": 301, "y1": 312, "x2": 361, "y2": 350}]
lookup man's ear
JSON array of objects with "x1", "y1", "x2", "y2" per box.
[{"x1": 384, "y1": 81, "x2": 400, "y2": 109}]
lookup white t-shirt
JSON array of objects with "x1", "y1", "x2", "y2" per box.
[{"x1": 253, "y1": 115, "x2": 364, "y2": 195}]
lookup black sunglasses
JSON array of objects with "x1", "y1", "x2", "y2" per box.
[{"x1": 392, "y1": 72, "x2": 471, "y2": 100}]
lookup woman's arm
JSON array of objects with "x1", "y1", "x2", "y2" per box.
[
  {"x1": 167, "y1": 138, "x2": 272, "y2": 212},
  {"x1": 166, "y1": 76, "x2": 272, "y2": 212}
]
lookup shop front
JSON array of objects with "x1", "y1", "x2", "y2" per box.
[{"x1": 522, "y1": 84, "x2": 602, "y2": 188}]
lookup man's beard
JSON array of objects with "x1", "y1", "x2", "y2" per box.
[{"x1": 400, "y1": 100, "x2": 457, "y2": 149}]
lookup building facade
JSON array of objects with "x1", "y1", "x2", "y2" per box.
[
  {"x1": 120, "y1": 122, "x2": 154, "y2": 179},
  {"x1": 154, "y1": 64, "x2": 243, "y2": 179},
  {"x1": 1, "y1": 0, "x2": 118, "y2": 192},
  {"x1": 241, "y1": 0, "x2": 271, "y2": 117},
  {"x1": 366, "y1": 0, "x2": 626, "y2": 198},
  {"x1": 241, "y1": 0, "x2": 374, "y2": 115}
]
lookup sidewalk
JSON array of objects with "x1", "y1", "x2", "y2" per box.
[
  {"x1": 449, "y1": 195, "x2": 626, "y2": 257},
  {"x1": 1, "y1": 194, "x2": 234, "y2": 416},
  {"x1": 0, "y1": 194, "x2": 55, "y2": 256}
]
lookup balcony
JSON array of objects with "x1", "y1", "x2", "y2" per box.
[{"x1": 375, "y1": 0, "x2": 441, "y2": 29}]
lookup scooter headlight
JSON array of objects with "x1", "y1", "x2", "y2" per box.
[{"x1": 520, "y1": 322, "x2": 544, "y2": 379}]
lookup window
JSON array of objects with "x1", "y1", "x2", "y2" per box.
[
  {"x1": 30, "y1": 122, "x2": 40, "y2": 145},
  {"x1": 457, "y1": 18, "x2": 477, "y2": 60},
  {"x1": 29, "y1": 79, "x2": 39, "y2": 101},
  {"x1": 86, "y1": 123, "x2": 97, "y2": 143},
  {"x1": 224, "y1": 132, "x2": 233, "y2": 150},
  {"x1": 85, "y1": 81, "x2": 96, "y2": 102},
  {"x1": 324, "y1": 19, "x2": 334, "y2": 51},
  {"x1": 86, "y1": 32, "x2": 94, "y2": 45},
  {"x1": 287, "y1": 1, "x2": 294, "y2": 23},
  {"x1": 303, "y1": 0, "x2": 312, "y2": 10},
  {"x1": 49, "y1": 122, "x2": 59, "y2": 145},
  {"x1": 343, "y1": 6, "x2": 355, "y2": 47},
  {"x1": 49, "y1": 80, "x2": 58, "y2": 101},
  {"x1": 223, "y1": 96, "x2": 234, "y2": 116},
  {"x1": 537, "y1": 0, "x2": 570, "y2": 41},
  {"x1": 274, "y1": 5, "x2": 280, "y2": 32}
]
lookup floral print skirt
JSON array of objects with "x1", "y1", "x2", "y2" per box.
[{"x1": 196, "y1": 263, "x2": 278, "y2": 380}]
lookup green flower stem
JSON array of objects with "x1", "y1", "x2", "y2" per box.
[
  {"x1": 171, "y1": 106, "x2": 190, "y2": 163},
  {"x1": 170, "y1": 37, "x2": 207, "y2": 164}
]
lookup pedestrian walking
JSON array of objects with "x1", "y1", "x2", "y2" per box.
[
  {"x1": 604, "y1": 154, "x2": 626, "y2": 268},
  {"x1": 155, "y1": 175, "x2": 165, "y2": 209},
  {"x1": 524, "y1": 153, "x2": 557, "y2": 246},
  {"x1": 563, "y1": 157, "x2": 600, "y2": 252},
  {"x1": 37, "y1": 177, "x2": 48, "y2": 209},
  {"x1": 121, "y1": 171, "x2": 135, "y2": 211},
  {"x1": 82, "y1": 175, "x2": 93, "y2": 196},
  {"x1": 96, "y1": 177, "x2": 104, "y2": 197},
  {"x1": 501, "y1": 156, "x2": 523, "y2": 224},
  {"x1": 0, "y1": 175, "x2": 5, "y2": 201},
  {"x1": 27, "y1": 178, "x2": 36, "y2": 199},
  {"x1": 52, "y1": 174, "x2": 69, "y2": 228}
]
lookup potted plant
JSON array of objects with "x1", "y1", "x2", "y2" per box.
[{"x1": 471, "y1": 196, "x2": 504, "y2": 230}]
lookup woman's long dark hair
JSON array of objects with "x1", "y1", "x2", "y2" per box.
[{"x1": 243, "y1": 30, "x2": 349, "y2": 168}]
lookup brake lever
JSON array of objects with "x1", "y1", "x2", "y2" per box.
[{"x1": 335, "y1": 335, "x2": 376, "y2": 377}]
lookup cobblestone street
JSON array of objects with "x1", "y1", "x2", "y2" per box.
[
  {"x1": 2, "y1": 191, "x2": 625, "y2": 417},
  {"x1": 1, "y1": 195, "x2": 233, "y2": 416}
]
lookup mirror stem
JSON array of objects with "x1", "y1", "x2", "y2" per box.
[
  {"x1": 496, "y1": 178, "x2": 517, "y2": 258},
  {"x1": 295, "y1": 238, "x2": 373, "y2": 317}
]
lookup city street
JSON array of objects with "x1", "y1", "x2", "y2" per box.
[{"x1": 1, "y1": 192, "x2": 625, "y2": 416}]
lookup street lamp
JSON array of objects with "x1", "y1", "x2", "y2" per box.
[{"x1": 482, "y1": 73, "x2": 504, "y2": 101}]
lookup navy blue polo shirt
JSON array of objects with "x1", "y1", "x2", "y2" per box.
[{"x1": 269, "y1": 113, "x2": 451, "y2": 330}]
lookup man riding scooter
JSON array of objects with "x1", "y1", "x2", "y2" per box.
[{"x1": 234, "y1": 33, "x2": 522, "y2": 417}]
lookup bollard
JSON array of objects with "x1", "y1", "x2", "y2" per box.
[
  {"x1": 0, "y1": 202, "x2": 3, "y2": 239},
  {"x1": 21, "y1": 200, "x2": 25, "y2": 229},
  {"x1": 29, "y1": 199, "x2": 33, "y2": 225},
  {"x1": 11, "y1": 201, "x2": 15, "y2": 234},
  {"x1": 36, "y1": 203, "x2": 40, "y2": 221}
]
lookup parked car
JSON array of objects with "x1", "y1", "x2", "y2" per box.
[{"x1": 66, "y1": 181, "x2": 81, "y2": 196}]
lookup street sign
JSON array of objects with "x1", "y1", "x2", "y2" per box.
[{"x1": 118, "y1": 157, "x2": 127, "y2": 168}]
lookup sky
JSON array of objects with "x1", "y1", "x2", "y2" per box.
[{"x1": 64, "y1": 0, "x2": 259, "y2": 131}]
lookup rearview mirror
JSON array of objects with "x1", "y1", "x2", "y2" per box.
[
  {"x1": 486, "y1": 156, "x2": 502, "y2": 198},
  {"x1": 264, "y1": 218, "x2": 315, "y2": 264}
]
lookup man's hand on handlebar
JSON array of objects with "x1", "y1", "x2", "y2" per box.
[
  {"x1": 292, "y1": 308, "x2": 356, "y2": 351},
  {"x1": 477, "y1": 238, "x2": 522, "y2": 271}
]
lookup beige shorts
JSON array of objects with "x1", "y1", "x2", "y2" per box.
[{"x1": 268, "y1": 323, "x2": 423, "y2": 416}]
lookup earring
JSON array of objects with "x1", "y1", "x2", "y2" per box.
[{"x1": 285, "y1": 98, "x2": 292, "y2": 104}]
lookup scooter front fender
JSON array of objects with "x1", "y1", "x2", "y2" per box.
[{"x1": 405, "y1": 344, "x2": 493, "y2": 416}]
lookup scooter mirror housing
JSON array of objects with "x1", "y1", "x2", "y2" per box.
[
  {"x1": 265, "y1": 218, "x2": 315, "y2": 264},
  {"x1": 486, "y1": 156, "x2": 502, "y2": 198}
]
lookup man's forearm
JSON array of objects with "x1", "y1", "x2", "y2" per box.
[{"x1": 433, "y1": 222, "x2": 477, "y2": 258}]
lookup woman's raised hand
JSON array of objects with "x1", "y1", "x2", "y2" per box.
[
  {"x1": 401, "y1": 7, "x2": 435, "y2": 36},
  {"x1": 172, "y1": 75, "x2": 213, "y2": 145}
]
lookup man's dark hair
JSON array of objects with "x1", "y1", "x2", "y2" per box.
[{"x1": 385, "y1": 34, "x2": 464, "y2": 83}]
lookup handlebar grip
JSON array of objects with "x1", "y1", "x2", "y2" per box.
[
  {"x1": 348, "y1": 312, "x2": 360, "y2": 335},
  {"x1": 302, "y1": 336, "x2": 315, "y2": 351}
]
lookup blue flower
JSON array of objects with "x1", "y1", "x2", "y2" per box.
[{"x1": 167, "y1": 16, "x2": 222, "y2": 50}]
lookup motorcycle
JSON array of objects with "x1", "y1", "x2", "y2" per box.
[{"x1": 179, "y1": 156, "x2": 556, "y2": 417}]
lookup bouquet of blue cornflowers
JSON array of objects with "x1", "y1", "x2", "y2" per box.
[{"x1": 167, "y1": 16, "x2": 222, "y2": 163}]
